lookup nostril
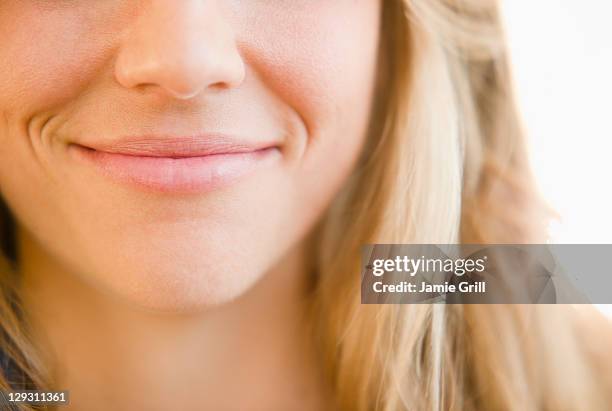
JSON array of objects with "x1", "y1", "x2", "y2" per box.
[{"x1": 114, "y1": 48, "x2": 246, "y2": 100}]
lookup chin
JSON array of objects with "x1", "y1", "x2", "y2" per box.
[{"x1": 90, "y1": 251, "x2": 268, "y2": 314}]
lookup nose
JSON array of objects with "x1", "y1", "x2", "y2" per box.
[{"x1": 114, "y1": 0, "x2": 245, "y2": 100}]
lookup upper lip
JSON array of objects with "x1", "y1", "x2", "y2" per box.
[{"x1": 72, "y1": 133, "x2": 278, "y2": 158}]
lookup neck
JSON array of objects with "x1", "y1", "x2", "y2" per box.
[{"x1": 17, "y1": 227, "x2": 330, "y2": 410}]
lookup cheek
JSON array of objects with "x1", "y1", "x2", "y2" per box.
[
  {"x1": 237, "y1": 1, "x2": 381, "y2": 202},
  {"x1": 0, "y1": 3, "x2": 123, "y2": 115},
  {"x1": 239, "y1": 3, "x2": 381, "y2": 135},
  {"x1": 0, "y1": 5, "x2": 121, "y2": 246}
]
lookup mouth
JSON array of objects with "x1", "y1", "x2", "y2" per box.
[{"x1": 67, "y1": 134, "x2": 281, "y2": 193}]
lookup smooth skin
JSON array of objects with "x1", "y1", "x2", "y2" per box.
[{"x1": 0, "y1": 1, "x2": 381, "y2": 409}]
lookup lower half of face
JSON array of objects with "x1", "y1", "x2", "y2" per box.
[
  {"x1": 2, "y1": 129, "x2": 366, "y2": 311},
  {"x1": 0, "y1": 0, "x2": 381, "y2": 312}
]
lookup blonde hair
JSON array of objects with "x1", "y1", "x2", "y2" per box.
[
  {"x1": 1, "y1": 0, "x2": 612, "y2": 410},
  {"x1": 311, "y1": 0, "x2": 612, "y2": 410}
]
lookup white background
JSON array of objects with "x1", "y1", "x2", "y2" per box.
[{"x1": 501, "y1": 1, "x2": 612, "y2": 315}]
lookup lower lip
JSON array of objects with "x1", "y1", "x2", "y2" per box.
[{"x1": 68, "y1": 144, "x2": 280, "y2": 193}]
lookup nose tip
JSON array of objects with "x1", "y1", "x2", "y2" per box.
[
  {"x1": 114, "y1": 2, "x2": 245, "y2": 100},
  {"x1": 116, "y1": 46, "x2": 246, "y2": 99}
]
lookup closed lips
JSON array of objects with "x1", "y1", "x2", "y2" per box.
[{"x1": 68, "y1": 134, "x2": 281, "y2": 193}]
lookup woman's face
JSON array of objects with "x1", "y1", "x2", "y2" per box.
[{"x1": 0, "y1": 0, "x2": 381, "y2": 310}]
